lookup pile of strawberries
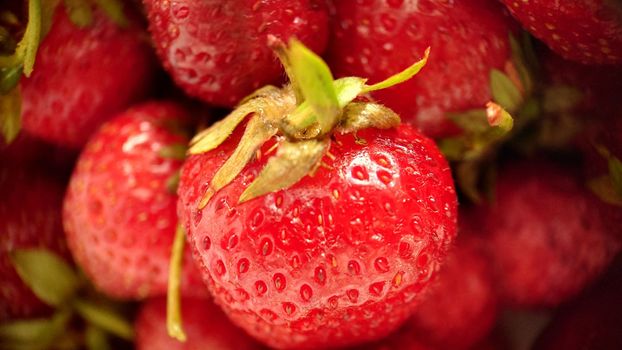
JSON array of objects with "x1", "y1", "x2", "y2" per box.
[{"x1": 1, "y1": 0, "x2": 621, "y2": 349}]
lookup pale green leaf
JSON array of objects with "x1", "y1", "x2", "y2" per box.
[
  {"x1": 588, "y1": 175, "x2": 622, "y2": 206},
  {"x1": 337, "y1": 102, "x2": 400, "y2": 134},
  {"x1": 92, "y1": 0, "x2": 128, "y2": 27},
  {"x1": 200, "y1": 115, "x2": 277, "y2": 208},
  {"x1": 363, "y1": 47, "x2": 429, "y2": 93},
  {"x1": 189, "y1": 104, "x2": 256, "y2": 154},
  {"x1": 159, "y1": 143, "x2": 187, "y2": 160},
  {"x1": 10, "y1": 249, "x2": 80, "y2": 307},
  {"x1": 447, "y1": 109, "x2": 488, "y2": 134},
  {"x1": 85, "y1": 326, "x2": 111, "y2": 350},
  {"x1": 333, "y1": 77, "x2": 366, "y2": 108},
  {"x1": 287, "y1": 39, "x2": 340, "y2": 132},
  {"x1": 1, "y1": 87, "x2": 21, "y2": 144},
  {"x1": 73, "y1": 299, "x2": 134, "y2": 341},
  {"x1": 166, "y1": 225, "x2": 187, "y2": 342},
  {"x1": 239, "y1": 139, "x2": 329, "y2": 202},
  {"x1": 0, "y1": 310, "x2": 71, "y2": 350},
  {"x1": 490, "y1": 69, "x2": 523, "y2": 113},
  {"x1": 64, "y1": 0, "x2": 93, "y2": 28},
  {"x1": 0, "y1": 66, "x2": 23, "y2": 94}
]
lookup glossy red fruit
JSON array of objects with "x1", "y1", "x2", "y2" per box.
[
  {"x1": 0, "y1": 166, "x2": 68, "y2": 321},
  {"x1": 63, "y1": 102, "x2": 206, "y2": 300},
  {"x1": 533, "y1": 257, "x2": 622, "y2": 350},
  {"x1": 21, "y1": 4, "x2": 155, "y2": 149},
  {"x1": 404, "y1": 236, "x2": 498, "y2": 350},
  {"x1": 136, "y1": 297, "x2": 262, "y2": 350},
  {"x1": 178, "y1": 124, "x2": 458, "y2": 349},
  {"x1": 143, "y1": 0, "x2": 329, "y2": 107},
  {"x1": 327, "y1": 0, "x2": 515, "y2": 138},
  {"x1": 500, "y1": 0, "x2": 622, "y2": 65},
  {"x1": 481, "y1": 160, "x2": 621, "y2": 307}
]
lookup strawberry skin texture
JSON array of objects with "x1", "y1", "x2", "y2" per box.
[
  {"x1": 482, "y1": 161, "x2": 622, "y2": 308},
  {"x1": 327, "y1": 0, "x2": 515, "y2": 138},
  {"x1": 63, "y1": 102, "x2": 206, "y2": 300},
  {"x1": 136, "y1": 297, "x2": 262, "y2": 350},
  {"x1": 143, "y1": 0, "x2": 329, "y2": 108},
  {"x1": 178, "y1": 124, "x2": 458, "y2": 349},
  {"x1": 0, "y1": 166, "x2": 69, "y2": 321},
  {"x1": 501, "y1": 0, "x2": 622, "y2": 65},
  {"x1": 20, "y1": 5, "x2": 156, "y2": 149},
  {"x1": 404, "y1": 236, "x2": 498, "y2": 350}
]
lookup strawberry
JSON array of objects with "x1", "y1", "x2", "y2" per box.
[
  {"x1": 63, "y1": 101, "x2": 206, "y2": 300},
  {"x1": 479, "y1": 160, "x2": 622, "y2": 307},
  {"x1": 500, "y1": 0, "x2": 622, "y2": 65},
  {"x1": 326, "y1": 0, "x2": 518, "y2": 138},
  {"x1": 402, "y1": 235, "x2": 498, "y2": 350},
  {"x1": 143, "y1": 0, "x2": 330, "y2": 107},
  {"x1": 136, "y1": 297, "x2": 262, "y2": 350},
  {"x1": 177, "y1": 40, "x2": 457, "y2": 348},
  {"x1": 17, "y1": 2, "x2": 155, "y2": 148},
  {"x1": 533, "y1": 257, "x2": 622, "y2": 350},
  {"x1": 0, "y1": 165, "x2": 69, "y2": 321}
]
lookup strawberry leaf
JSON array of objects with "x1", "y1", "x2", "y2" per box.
[
  {"x1": 447, "y1": 109, "x2": 489, "y2": 134},
  {"x1": 287, "y1": 39, "x2": 340, "y2": 132},
  {"x1": 85, "y1": 325, "x2": 111, "y2": 350},
  {"x1": 0, "y1": 86, "x2": 21, "y2": 144},
  {"x1": 608, "y1": 155, "x2": 622, "y2": 196},
  {"x1": 490, "y1": 69, "x2": 522, "y2": 113},
  {"x1": 73, "y1": 299, "x2": 134, "y2": 341},
  {"x1": 92, "y1": 0, "x2": 128, "y2": 27},
  {"x1": 0, "y1": 66, "x2": 22, "y2": 94},
  {"x1": 189, "y1": 104, "x2": 256, "y2": 154},
  {"x1": 588, "y1": 175, "x2": 622, "y2": 206},
  {"x1": 64, "y1": 0, "x2": 93, "y2": 27},
  {"x1": 0, "y1": 310, "x2": 72, "y2": 350},
  {"x1": 10, "y1": 249, "x2": 80, "y2": 307},
  {"x1": 199, "y1": 115, "x2": 277, "y2": 208},
  {"x1": 337, "y1": 102, "x2": 400, "y2": 134},
  {"x1": 363, "y1": 47, "x2": 429, "y2": 93},
  {"x1": 159, "y1": 143, "x2": 187, "y2": 160},
  {"x1": 334, "y1": 77, "x2": 366, "y2": 108},
  {"x1": 239, "y1": 139, "x2": 329, "y2": 203},
  {"x1": 166, "y1": 225, "x2": 187, "y2": 342}
]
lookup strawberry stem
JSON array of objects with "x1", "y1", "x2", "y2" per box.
[{"x1": 166, "y1": 225, "x2": 187, "y2": 342}]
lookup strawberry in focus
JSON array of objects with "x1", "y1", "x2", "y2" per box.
[
  {"x1": 136, "y1": 297, "x2": 262, "y2": 350},
  {"x1": 480, "y1": 160, "x2": 621, "y2": 308},
  {"x1": 0, "y1": 165, "x2": 69, "y2": 321},
  {"x1": 63, "y1": 101, "x2": 206, "y2": 300},
  {"x1": 20, "y1": 3, "x2": 155, "y2": 148},
  {"x1": 143, "y1": 0, "x2": 329, "y2": 107},
  {"x1": 500, "y1": 0, "x2": 622, "y2": 65},
  {"x1": 327, "y1": 0, "x2": 516, "y2": 138},
  {"x1": 177, "y1": 40, "x2": 457, "y2": 348}
]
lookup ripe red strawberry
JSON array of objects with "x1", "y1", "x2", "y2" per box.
[
  {"x1": 533, "y1": 257, "x2": 622, "y2": 350},
  {"x1": 0, "y1": 165, "x2": 68, "y2": 321},
  {"x1": 136, "y1": 297, "x2": 262, "y2": 350},
  {"x1": 142, "y1": 0, "x2": 329, "y2": 107},
  {"x1": 179, "y1": 124, "x2": 457, "y2": 348},
  {"x1": 20, "y1": 3, "x2": 155, "y2": 148},
  {"x1": 500, "y1": 0, "x2": 622, "y2": 65},
  {"x1": 402, "y1": 235, "x2": 498, "y2": 350},
  {"x1": 63, "y1": 101, "x2": 206, "y2": 300},
  {"x1": 480, "y1": 160, "x2": 621, "y2": 307},
  {"x1": 327, "y1": 0, "x2": 516, "y2": 138}
]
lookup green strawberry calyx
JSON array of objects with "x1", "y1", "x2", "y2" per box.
[{"x1": 189, "y1": 37, "x2": 430, "y2": 208}]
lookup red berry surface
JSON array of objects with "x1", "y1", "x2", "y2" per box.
[
  {"x1": 327, "y1": 0, "x2": 515, "y2": 138},
  {"x1": 136, "y1": 297, "x2": 261, "y2": 350},
  {"x1": 178, "y1": 123, "x2": 458, "y2": 349},
  {"x1": 500, "y1": 0, "x2": 622, "y2": 65},
  {"x1": 404, "y1": 236, "x2": 498, "y2": 349},
  {"x1": 143, "y1": 0, "x2": 329, "y2": 107},
  {"x1": 0, "y1": 166, "x2": 68, "y2": 321},
  {"x1": 481, "y1": 160, "x2": 621, "y2": 307},
  {"x1": 20, "y1": 5, "x2": 155, "y2": 148},
  {"x1": 63, "y1": 101, "x2": 206, "y2": 299}
]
